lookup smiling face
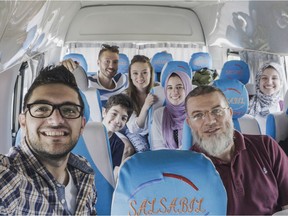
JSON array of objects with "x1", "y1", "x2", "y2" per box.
[
  {"x1": 259, "y1": 67, "x2": 281, "y2": 96},
  {"x1": 166, "y1": 74, "x2": 186, "y2": 106},
  {"x1": 130, "y1": 62, "x2": 152, "y2": 91},
  {"x1": 102, "y1": 105, "x2": 129, "y2": 136},
  {"x1": 186, "y1": 91, "x2": 234, "y2": 157},
  {"x1": 97, "y1": 50, "x2": 119, "y2": 79},
  {"x1": 19, "y1": 83, "x2": 85, "y2": 160}
]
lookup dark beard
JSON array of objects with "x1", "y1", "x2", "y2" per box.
[{"x1": 24, "y1": 136, "x2": 77, "y2": 161}]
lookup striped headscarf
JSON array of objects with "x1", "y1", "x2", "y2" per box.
[{"x1": 248, "y1": 62, "x2": 283, "y2": 117}]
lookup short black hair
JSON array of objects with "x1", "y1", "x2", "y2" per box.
[
  {"x1": 23, "y1": 65, "x2": 84, "y2": 111},
  {"x1": 104, "y1": 94, "x2": 134, "y2": 120}
]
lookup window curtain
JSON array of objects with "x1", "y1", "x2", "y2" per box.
[{"x1": 65, "y1": 42, "x2": 205, "y2": 73}]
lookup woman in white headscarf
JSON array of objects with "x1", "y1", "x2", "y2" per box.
[{"x1": 248, "y1": 62, "x2": 284, "y2": 134}]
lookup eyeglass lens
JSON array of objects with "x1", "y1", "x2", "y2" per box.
[{"x1": 27, "y1": 103, "x2": 83, "y2": 119}]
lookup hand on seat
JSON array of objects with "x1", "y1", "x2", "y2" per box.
[{"x1": 60, "y1": 58, "x2": 79, "y2": 72}]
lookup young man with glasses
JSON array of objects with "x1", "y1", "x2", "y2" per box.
[
  {"x1": 185, "y1": 85, "x2": 288, "y2": 215},
  {"x1": 62, "y1": 44, "x2": 128, "y2": 107},
  {"x1": 0, "y1": 65, "x2": 97, "y2": 215}
]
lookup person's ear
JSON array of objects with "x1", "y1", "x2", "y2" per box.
[
  {"x1": 81, "y1": 117, "x2": 86, "y2": 128},
  {"x1": 186, "y1": 117, "x2": 191, "y2": 128},
  {"x1": 19, "y1": 113, "x2": 26, "y2": 129},
  {"x1": 102, "y1": 108, "x2": 107, "y2": 117},
  {"x1": 228, "y1": 107, "x2": 233, "y2": 117}
]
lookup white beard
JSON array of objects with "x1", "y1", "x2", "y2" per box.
[{"x1": 193, "y1": 119, "x2": 234, "y2": 157}]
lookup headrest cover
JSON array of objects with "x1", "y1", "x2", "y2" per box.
[
  {"x1": 63, "y1": 53, "x2": 88, "y2": 72},
  {"x1": 111, "y1": 150, "x2": 227, "y2": 215},
  {"x1": 151, "y1": 51, "x2": 173, "y2": 73},
  {"x1": 160, "y1": 61, "x2": 192, "y2": 87},
  {"x1": 79, "y1": 90, "x2": 90, "y2": 122},
  {"x1": 220, "y1": 60, "x2": 250, "y2": 84},
  {"x1": 189, "y1": 52, "x2": 212, "y2": 71},
  {"x1": 118, "y1": 53, "x2": 130, "y2": 74},
  {"x1": 213, "y1": 79, "x2": 248, "y2": 118}
]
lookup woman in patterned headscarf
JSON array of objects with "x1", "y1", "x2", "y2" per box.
[
  {"x1": 150, "y1": 71, "x2": 193, "y2": 150},
  {"x1": 248, "y1": 62, "x2": 284, "y2": 134}
]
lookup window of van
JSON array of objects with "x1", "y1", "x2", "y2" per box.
[{"x1": 63, "y1": 42, "x2": 207, "y2": 73}]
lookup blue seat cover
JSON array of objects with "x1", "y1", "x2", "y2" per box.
[
  {"x1": 189, "y1": 52, "x2": 212, "y2": 71},
  {"x1": 111, "y1": 150, "x2": 227, "y2": 215},
  {"x1": 118, "y1": 53, "x2": 130, "y2": 74},
  {"x1": 151, "y1": 51, "x2": 173, "y2": 82},
  {"x1": 220, "y1": 60, "x2": 250, "y2": 85},
  {"x1": 160, "y1": 61, "x2": 192, "y2": 87},
  {"x1": 63, "y1": 53, "x2": 88, "y2": 72}
]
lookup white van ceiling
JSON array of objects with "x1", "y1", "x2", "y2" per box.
[
  {"x1": 65, "y1": 5, "x2": 205, "y2": 43},
  {"x1": 0, "y1": 1, "x2": 288, "y2": 71}
]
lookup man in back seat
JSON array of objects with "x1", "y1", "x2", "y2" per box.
[
  {"x1": 0, "y1": 65, "x2": 97, "y2": 215},
  {"x1": 62, "y1": 44, "x2": 128, "y2": 107},
  {"x1": 185, "y1": 85, "x2": 288, "y2": 215}
]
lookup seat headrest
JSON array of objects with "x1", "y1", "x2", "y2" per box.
[
  {"x1": 111, "y1": 150, "x2": 227, "y2": 215},
  {"x1": 220, "y1": 60, "x2": 250, "y2": 84},
  {"x1": 160, "y1": 61, "x2": 192, "y2": 87},
  {"x1": 151, "y1": 51, "x2": 173, "y2": 74},
  {"x1": 79, "y1": 90, "x2": 90, "y2": 122},
  {"x1": 245, "y1": 83, "x2": 255, "y2": 95},
  {"x1": 118, "y1": 53, "x2": 130, "y2": 74},
  {"x1": 213, "y1": 79, "x2": 248, "y2": 119},
  {"x1": 189, "y1": 52, "x2": 212, "y2": 71},
  {"x1": 63, "y1": 53, "x2": 88, "y2": 72},
  {"x1": 71, "y1": 66, "x2": 88, "y2": 91}
]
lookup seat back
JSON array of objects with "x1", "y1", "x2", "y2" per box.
[
  {"x1": 213, "y1": 79, "x2": 261, "y2": 134},
  {"x1": 63, "y1": 53, "x2": 88, "y2": 72},
  {"x1": 220, "y1": 60, "x2": 250, "y2": 85},
  {"x1": 83, "y1": 88, "x2": 103, "y2": 122},
  {"x1": 189, "y1": 52, "x2": 212, "y2": 72},
  {"x1": 245, "y1": 83, "x2": 256, "y2": 100},
  {"x1": 118, "y1": 53, "x2": 130, "y2": 74},
  {"x1": 181, "y1": 120, "x2": 193, "y2": 150},
  {"x1": 111, "y1": 150, "x2": 227, "y2": 215},
  {"x1": 76, "y1": 91, "x2": 114, "y2": 214},
  {"x1": 266, "y1": 90, "x2": 288, "y2": 142},
  {"x1": 147, "y1": 85, "x2": 166, "y2": 146},
  {"x1": 73, "y1": 121, "x2": 115, "y2": 215},
  {"x1": 151, "y1": 51, "x2": 173, "y2": 82},
  {"x1": 63, "y1": 53, "x2": 89, "y2": 91}
]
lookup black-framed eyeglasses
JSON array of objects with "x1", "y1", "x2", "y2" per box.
[
  {"x1": 101, "y1": 44, "x2": 119, "y2": 51},
  {"x1": 26, "y1": 103, "x2": 84, "y2": 119}
]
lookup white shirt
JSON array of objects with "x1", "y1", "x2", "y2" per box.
[
  {"x1": 126, "y1": 111, "x2": 149, "y2": 136},
  {"x1": 65, "y1": 169, "x2": 78, "y2": 214},
  {"x1": 150, "y1": 107, "x2": 166, "y2": 150}
]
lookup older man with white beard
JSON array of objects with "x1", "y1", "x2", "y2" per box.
[{"x1": 185, "y1": 85, "x2": 288, "y2": 215}]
